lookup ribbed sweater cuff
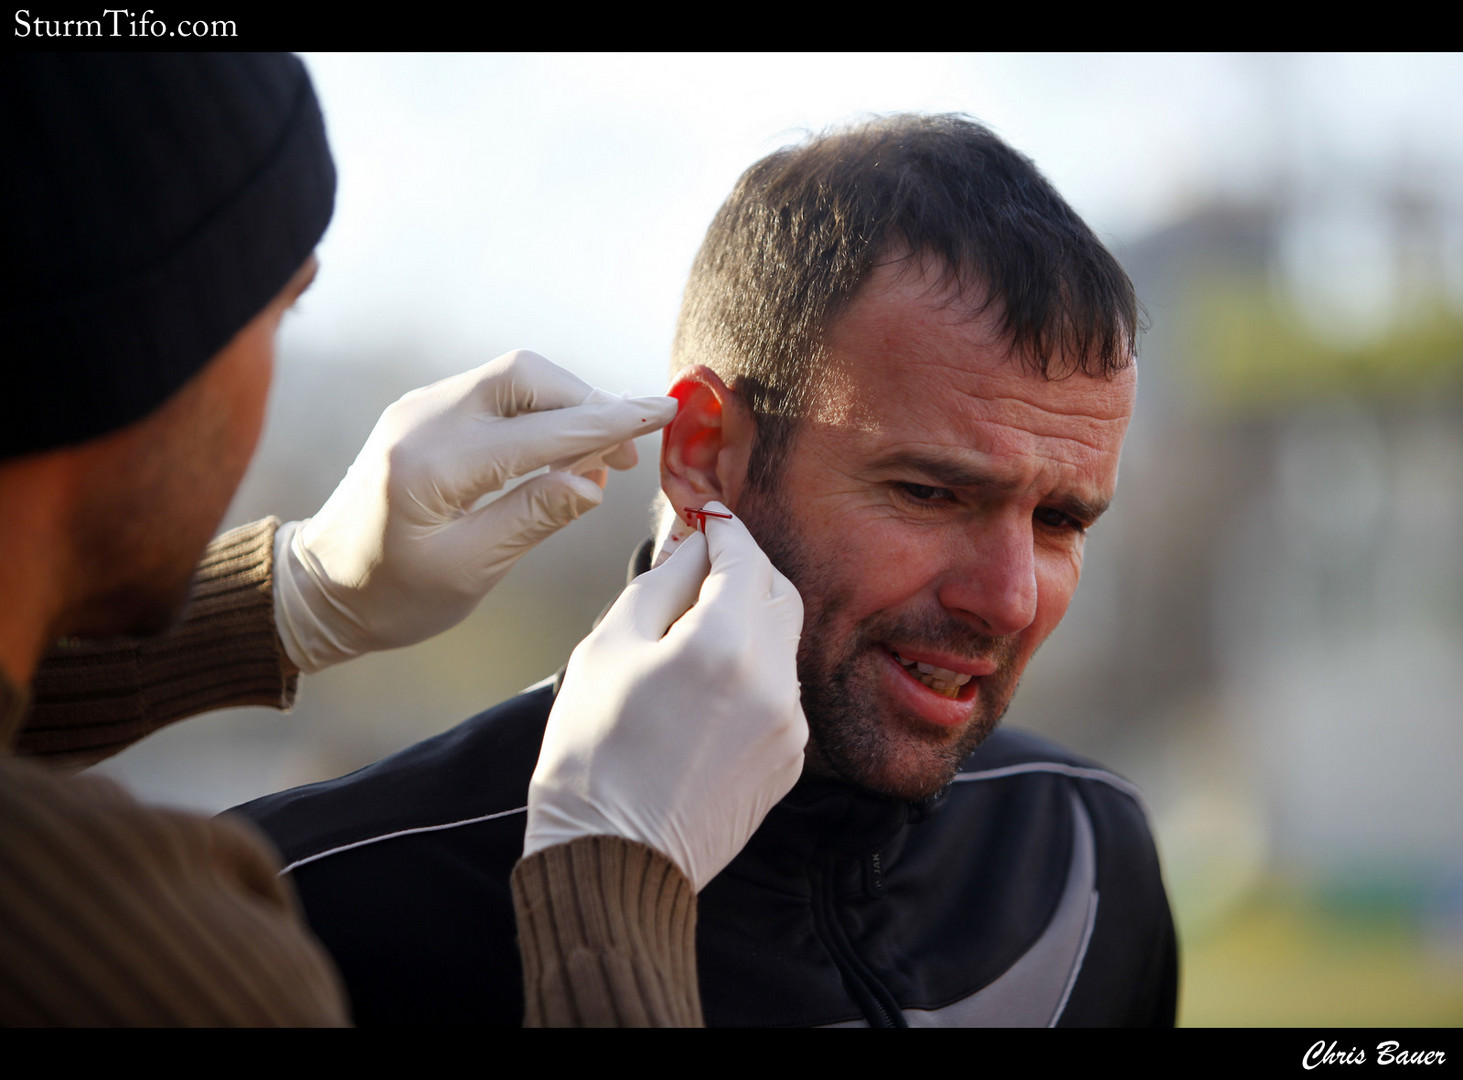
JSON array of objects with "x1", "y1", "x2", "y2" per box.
[
  {"x1": 511, "y1": 836, "x2": 702, "y2": 1027},
  {"x1": 18, "y1": 518, "x2": 300, "y2": 763}
]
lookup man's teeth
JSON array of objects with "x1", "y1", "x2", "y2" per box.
[{"x1": 892, "y1": 652, "x2": 973, "y2": 697}]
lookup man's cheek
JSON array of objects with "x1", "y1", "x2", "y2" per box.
[{"x1": 1029, "y1": 565, "x2": 1082, "y2": 651}]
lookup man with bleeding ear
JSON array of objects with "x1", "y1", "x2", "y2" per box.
[{"x1": 237, "y1": 114, "x2": 1178, "y2": 1027}]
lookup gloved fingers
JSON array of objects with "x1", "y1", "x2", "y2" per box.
[
  {"x1": 375, "y1": 350, "x2": 597, "y2": 447},
  {"x1": 473, "y1": 349, "x2": 599, "y2": 416},
  {"x1": 558, "y1": 436, "x2": 640, "y2": 479},
  {"x1": 765, "y1": 558, "x2": 800, "y2": 606},
  {"x1": 767, "y1": 740, "x2": 808, "y2": 798},
  {"x1": 601, "y1": 528, "x2": 710, "y2": 642},
  {"x1": 707, "y1": 504, "x2": 803, "y2": 638},
  {"x1": 692, "y1": 502, "x2": 782, "y2": 612},
  {"x1": 600, "y1": 439, "x2": 639, "y2": 471},
  {"x1": 666, "y1": 504, "x2": 804, "y2": 667},
  {"x1": 541, "y1": 394, "x2": 676, "y2": 472},
  {"x1": 538, "y1": 387, "x2": 626, "y2": 484},
  {"x1": 763, "y1": 560, "x2": 805, "y2": 640},
  {"x1": 576, "y1": 465, "x2": 610, "y2": 490},
  {"x1": 435, "y1": 393, "x2": 675, "y2": 503},
  {"x1": 459, "y1": 470, "x2": 604, "y2": 576}
]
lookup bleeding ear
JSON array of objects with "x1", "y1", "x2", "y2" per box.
[{"x1": 660, "y1": 365, "x2": 754, "y2": 527}]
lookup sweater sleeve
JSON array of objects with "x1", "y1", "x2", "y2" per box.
[
  {"x1": 0, "y1": 753, "x2": 350, "y2": 1026},
  {"x1": 511, "y1": 835, "x2": 703, "y2": 1027},
  {"x1": 16, "y1": 518, "x2": 300, "y2": 765}
]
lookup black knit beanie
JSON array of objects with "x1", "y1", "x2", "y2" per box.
[{"x1": 1, "y1": 53, "x2": 337, "y2": 459}]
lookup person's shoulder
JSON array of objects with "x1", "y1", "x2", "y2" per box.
[
  {"x1": 950, "y1": 726, "x2": 1158, "y2": 847},
  {"x1": 959, "y1": 725, "x2": 1107, "y2": 771},
  {"x1": 951, "y1": 726, "x2": 1176, "y2": 1024},
  {"x1": 228, "y1": 680, "x2": 557, "y2": 866},
  {"x1": 957, "y1": 727, "x2": 1148, "y2": 801}
]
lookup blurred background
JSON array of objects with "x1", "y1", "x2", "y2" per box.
[{"x1": 92, "y1": 53, "x2": 1463, "y2": 1026}]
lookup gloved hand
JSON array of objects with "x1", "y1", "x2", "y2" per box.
[
  {"x1": 273, "y1": 349, "x2": 676, "y2": 673},
  {"x1": 524, "y1": 502, "x2": 807, "y2": 892}
]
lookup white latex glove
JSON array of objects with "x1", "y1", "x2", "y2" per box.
[
  {"x1": 274, "y1": 349, "x2": 677, "y2": 673},
  {"x1": 524, "y1": 501, "x2": 808, "y2": 892}
]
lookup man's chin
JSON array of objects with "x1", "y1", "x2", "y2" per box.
[
  {"x1": 801, "y1": 713, "x2": 995, "y2": 803},
  {"x1": 802, "y1": 753, "x2": 957, "y2": 804}
]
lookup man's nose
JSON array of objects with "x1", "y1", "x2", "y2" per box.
[{"x1": 936, "y1": 519, "x2": 1038, "y2": 637}]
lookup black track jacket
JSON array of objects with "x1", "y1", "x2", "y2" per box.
[{"x1": 236, "y1": 677, "x2": 1177, "y2": 1026}]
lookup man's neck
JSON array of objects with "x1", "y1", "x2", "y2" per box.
[{"x1": 0, "y1": 456, "x2": 83, "y2": 689}]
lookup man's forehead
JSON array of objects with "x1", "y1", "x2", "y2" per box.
[
  {"x1": 810, "y1": 262, "x2": 1136, "y2": 430},
  {"x1": 846, "y1": 243, "x2": 1136, "y2": 376}
]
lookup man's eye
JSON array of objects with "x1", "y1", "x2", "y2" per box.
[
  {"x1": 897, "y1": 482, "x2": 955, "y2": 504},
  {"x1": 1035, "y1": 506, "x2": 1086, "y2": 533}
]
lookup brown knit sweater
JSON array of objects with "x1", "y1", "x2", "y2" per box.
[{"x1": 1, "y1": 518, "x2": 700, "y2": 1026}]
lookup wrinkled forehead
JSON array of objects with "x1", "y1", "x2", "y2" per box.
[
  {"x1": 806, "y1": 356, "x2": 1137, "y2": 491},
  {"x1": 808, "y1": 257, "x2": 1136, "y2": 436}
]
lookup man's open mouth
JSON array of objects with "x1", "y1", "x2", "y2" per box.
[{"x1": 889, "y1": 649, "x2": 974, "y2": 699}]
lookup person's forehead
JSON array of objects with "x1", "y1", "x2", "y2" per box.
[{"x1": 809, "y1": 259, "x2": 1137, "y2": 451}]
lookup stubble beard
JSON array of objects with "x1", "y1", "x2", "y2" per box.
[{"x1": 735, "y1": 481, "x2": 1022, "y2": 803}]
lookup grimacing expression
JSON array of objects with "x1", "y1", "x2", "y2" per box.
[{"x1": 734, "y1": 258, "x2": 1136, "y2": 802}]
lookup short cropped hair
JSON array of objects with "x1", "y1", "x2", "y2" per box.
[{"x1": 671, "y1": 113, "x2": 1139, "y2": 492}]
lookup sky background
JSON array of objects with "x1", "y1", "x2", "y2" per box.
[{"x1": 279, "y1": 53, "x2": 1463, "y2": 391}]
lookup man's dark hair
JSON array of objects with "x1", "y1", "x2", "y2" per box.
[{"x1": 671, "y1": 113, "x2": 1139, "y2": 492}]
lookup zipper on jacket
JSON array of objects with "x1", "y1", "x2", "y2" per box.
[{"x1": 811, "y1": 856, "x2": 906, "y2": 1028}]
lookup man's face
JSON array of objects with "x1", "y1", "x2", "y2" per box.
[
  {"x1": 68, "y1": 256, "x2": 318, "y2": 638},
  {"x1": 733, "y1": 258, "x2": 1136, "y2": 801}
]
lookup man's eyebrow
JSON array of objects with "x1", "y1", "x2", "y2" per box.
[
  {"x1": 1049, "y1": 490, "x2": 1111, "y2": 525},
  {"x1": 868, "y1": 449, "x2": 1112, "y2": 523}
]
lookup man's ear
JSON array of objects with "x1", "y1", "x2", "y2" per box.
[{"x1": 661, "y1": 365, "x2": 754, "y2": 527}]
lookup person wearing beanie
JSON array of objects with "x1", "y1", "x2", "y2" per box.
[{"x1": 0, "y1": 54, "x2": 806, "y2": 1025}]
